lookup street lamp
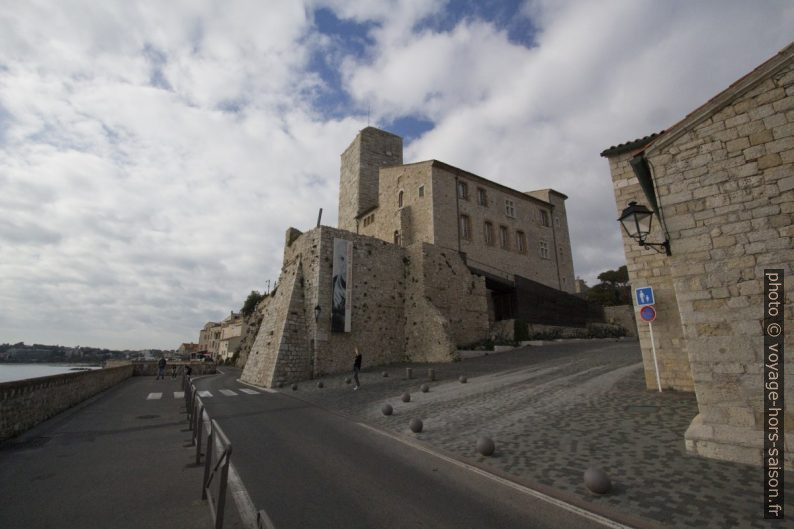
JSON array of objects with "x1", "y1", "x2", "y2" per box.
[
  {"x1": 314, "y1": 304, "x2": 321, "y2": 322},
  {"x1": 617, "y1": 201, "x2": 671, "y2": 255}
]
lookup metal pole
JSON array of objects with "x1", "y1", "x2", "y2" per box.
[{"x1": 648, "y1": 321, "x2": 662, "y2": 392}]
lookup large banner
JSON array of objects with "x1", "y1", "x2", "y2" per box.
[{"x1": 331, "y1": 238, "x2": 353, "y2": 333}]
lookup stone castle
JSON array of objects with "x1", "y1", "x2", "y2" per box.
[{"x1": 240, "y1": 127, "x2": 583, "y2": 387}]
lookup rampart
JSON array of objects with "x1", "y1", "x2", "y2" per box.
[{"x1": 0, "y1": 365, "x2": 134, "y2": 442}]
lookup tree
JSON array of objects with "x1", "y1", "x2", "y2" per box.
[
  {"x1": 587, "y1": 265, "x2": 631, "y2": 306},
  {"x1": 241, "y1": 290, "x2": 265, "y2": 317}
]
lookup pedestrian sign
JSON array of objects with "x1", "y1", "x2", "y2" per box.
[{"x1": 636, "y1": 286, "x2": 655, "y2": 306}]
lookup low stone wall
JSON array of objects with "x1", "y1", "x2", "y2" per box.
[
  {"x1": 0, "y1": 365, "x2": 134, "y2": 442},
  {"x1": 603, "y1": 305, "x2": 637, "y2": 337},
  {"x1": 492, "y1": 319, "x2": 627, "y2": 342},
  {"x1": 131, "y1": 361, "x2": 217, "y2": 377}
]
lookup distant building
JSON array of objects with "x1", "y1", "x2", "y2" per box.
[{"x1": 198, "y1": 322, "x2": 221, "y2": 357}]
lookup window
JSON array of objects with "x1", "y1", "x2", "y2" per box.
[
  {"x1": 477, "y1": 188, "x2": 487, "y2": 206},
  {"x1": 539, "y1": 240, "x2": 549, "y2": 259},
  {"x1": 398, "y1": 190, "x2": 404, "y2": 208},
  {"x1": 559, "y1": 247, "x2": 564, "y2": 262},
  {"x1": 516, "y1": 231, "x2": 526, "y2": 254},
  {"x1": 505, "y1": 199, "x2": 515, "y2": 218},
  {"x1": 499, "y1": 225, "x2": 509, "y2": 249},
  {"x1": 418, "y1": 185, "x2": 424, "y2": 197},
  {"x1": 554, "y1": 216, "x2": 560, "y2": 227},
  {"x1": 362, "y1": 213, "x2": 375, "y2": 227},
  {"x1": 457, "y1": 180, "x2": 469, "y2": 200},
  {"x1": 483, "y1": 222, "x2": 494, "y2": 246},
  {"x1": 539, "y1": 209, "x2": 550, "y2": 227},
  {"x1": 459, "y1": 214, "x2": 471, "y2": 240},
  {"x1": 394, "y1": 230, "x2": 401, "y2": 246}
]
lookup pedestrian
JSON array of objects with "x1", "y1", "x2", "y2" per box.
[
  {"x1": 352, "y1": 347, "x2": 362, "y2": 390},
  {"x1": 157, "y1": 356, "x2": 166, "y2": 380},
  {"x1": 185, "y1": 365, "x2": 192, "y2": 379},
  {"x1": 171, "y1": 365, "x2": 177, "y2": 379}
]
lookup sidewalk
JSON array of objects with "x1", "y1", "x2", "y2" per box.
[
  {"x1": 287, "y1": 339, "x2": 793, "y2": 529},
  {"x1": 0, "y1": 376, "x2": 212, "y2": 529}
]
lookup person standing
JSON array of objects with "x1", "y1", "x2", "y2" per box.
[
  {"x1": 157, "y1": 356, "x2": 166, "y2": 380},
  {"x1": 352, "y1": 347, "x2": 362, "y2": 390}
]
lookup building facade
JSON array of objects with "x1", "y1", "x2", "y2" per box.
[
  {"x1": 601, "y1": 42, "x2": 794, "y2": 468},
  {"x1": 339, "y1": 128, "x2": 575, "y2": 294}
]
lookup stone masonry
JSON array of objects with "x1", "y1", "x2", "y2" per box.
[
  {"x1": 345, "y1": 127, "x2": 576, "y2": 294},
  {"x1": 602, "y1": 42, "x2": 794, "y2": 468},
  {"x1": 241, "y1": 226, "x2": 490, "y2": 387}
]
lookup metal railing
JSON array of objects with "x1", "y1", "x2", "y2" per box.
[{"x1": 185, "y1": 377, "x2": 234, "y2": 529}]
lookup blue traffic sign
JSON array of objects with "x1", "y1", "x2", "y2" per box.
[
  {"x1": 636, "y1": 287, "x2": 655, "y2": 306},
  {"x1": 640, "y1": 305, "x2": 657, "y2": 322}
]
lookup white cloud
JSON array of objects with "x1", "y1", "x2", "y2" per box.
[{"x1": 0, "y1": 0, "x2": 792, "y2": 348}]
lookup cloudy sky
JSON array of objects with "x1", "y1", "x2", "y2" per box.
[{"x1": 1, "y1": 1, "x2": 792, "y2": 350}]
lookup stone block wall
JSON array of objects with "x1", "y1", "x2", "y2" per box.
[
  {"x1": 404, "y1": 242, "x2": 489, "y2": 360},
  {"x1": 645, "y1": 60, "x2": 794, "y2": 468},
  {"x1": 338, "y1": 127, "x2": 403, "y2": 232},
  {"x1": 0, "y1": 365, "x2": 133, "y2": 441},
  {"x1": 606, "y1": 150, "x2": 694, "y2": 391},
  {"x1": 603, "y1": 305, "x2": 637, "y2": 336},
  {"x1": 242, "y1": 226, "x2": 491, "y2": 386},
  {"x1": 604, "y1": 49, "x2": 794, "y2": 468}
]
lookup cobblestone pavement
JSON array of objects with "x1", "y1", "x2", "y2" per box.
[{"x1": 284, "y1": 339, "x2": 793, "y2": 529}]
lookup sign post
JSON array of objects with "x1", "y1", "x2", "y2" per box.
[{"x1": 639, "y1": 303, "x2": 661, "y2": 393}]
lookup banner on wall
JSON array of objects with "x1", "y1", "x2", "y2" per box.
[{"x1": 331, "y1": 238, "x2": 353, "y2": 333}]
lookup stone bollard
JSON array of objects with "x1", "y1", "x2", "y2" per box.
[
  {"x1": 401, "y1": 392, "x2": 411, "y2": 402},
  {"x1": 420, "y1": 384, "x2": 429, "y2": 393},
  {"x1": 409, "y1": 418, "x2": 423, "y2": 433},
  {"x1": 476, "y1": 437, "x2": 495, "y2": 456},
  {"x1": 276, "y1": 381, "x2": 284, "y2": 388},
  {"x1": 459, "y1": 375, "x2": 467, "y2": 383},
  {"x1": 344, "y1": 377, "x2": 351, "y2": 384},
  {"x1": 381, "y1": 403, "x2": 393, "y2": 416},
  {"x1": 406, "y1": 367, "x2": 412, "y2": 379},
  {"x1": 317, "y1": 381, "x2": 324, "y2": 388},
  {"x1": 291, "y1": 383, "x2": 298, "y2": 391},
  {"x1": 584, "y1": 467, "x2": 612, "y2": 495},
  {"x1": 382, "y1": 371, "x2": 389, "y2": 378},
  {"x1": 428, "y1": 368, "x2": 435, "y2": 381}
]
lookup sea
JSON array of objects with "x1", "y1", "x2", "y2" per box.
[{"x1": 0, "y1": 364, "x2": 102, "y2": 384}]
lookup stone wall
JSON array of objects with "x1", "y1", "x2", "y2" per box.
[
  {"x1": 338, "y1": 127, "x2": 403, "y2": 232},
  {"x1": 404, "y1": 242, "x2": 489, "y2": 360},
  {"x1": 606, "y1": 150, "x2": 694, "y2": 391},
  {"x1": 604, "y1": 47, "x2": 794, "y2": 468},
  {"x1": 603, "y1": 305, "x2": 637, "y2": 337},
  {"x1": 234, "y1": 296, "x2": 269, "y2": 369},
  {"x1": 0, "y1": 365, "x2": 133, "y2": 441},
  {"x1": 242, "y1": 226, "x2": 490, "y2": 386}
]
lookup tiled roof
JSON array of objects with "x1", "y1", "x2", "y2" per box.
[{"x1": 599, "y1": 131, "x2": 664, "y2": 157}]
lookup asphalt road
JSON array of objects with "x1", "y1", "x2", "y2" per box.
[{"x1": 193, "y1": 368, "x2": 616, "y2": 529}]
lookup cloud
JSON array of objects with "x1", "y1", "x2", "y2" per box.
[{"x1": 0, "y1": 0, "x2": 792, "y2": 348}]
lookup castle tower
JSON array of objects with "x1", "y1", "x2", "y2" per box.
[{"x1": 338, "y1": 127, "x2": 403, "y2": 231}]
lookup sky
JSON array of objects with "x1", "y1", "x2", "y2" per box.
[{"x1": 1, "y1": 1, "x2": 792, "y2": 350}]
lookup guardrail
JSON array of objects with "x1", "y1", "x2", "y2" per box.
[{"x1": 184, "y1": 376, "x2": 234, "y2": 529}]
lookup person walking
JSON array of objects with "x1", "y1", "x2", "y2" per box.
[
  {"x1": 352, "y1": 347, "x2": 362, "y2": 390},
  {"x1": 157, "y1": 356, "x2": 166, "y2": 380}
]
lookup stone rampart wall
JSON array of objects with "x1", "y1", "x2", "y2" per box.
[
  {"x1": 0, "y1": 365, "x2": 134, "y2": 441},
  {"x1": 603, "y1": 305, "x2": 637, "y2": 336}
]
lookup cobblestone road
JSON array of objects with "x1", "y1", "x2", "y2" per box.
[{"x1": 285, "y1": 339, "x2": 792, "y2": 529}]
